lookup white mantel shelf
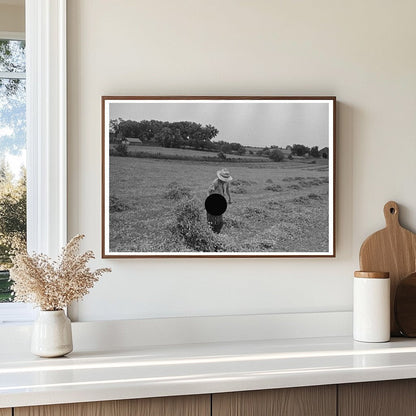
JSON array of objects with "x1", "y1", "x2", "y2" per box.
[{"x1": 2, "y1": 336, "x2": 416, "y2": 408}]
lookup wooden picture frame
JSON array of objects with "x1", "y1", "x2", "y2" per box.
[{"x1": 102, "y1": 96, "x2": 336, "y2": 258}]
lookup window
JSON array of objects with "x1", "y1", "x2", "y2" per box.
[
  {"x1": 0, "y1": 1, "x2": 67, "y2": 324},
  {"x1": 0, "y1": 32, "x2": 34, "y2": 322},
  {"x1": 0, "y1": 35, "x2": 26, "y2": 302}
]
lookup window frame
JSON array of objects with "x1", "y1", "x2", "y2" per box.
[
  {"x1": 0, "y1": 32, "x2": 24, "y2": 41},
  {"x1": 26, "y1": 0, "x2": 67, "y2": 257},
  {"x1": 0, "y1": 0, "x2": 67, "y2": 323}
]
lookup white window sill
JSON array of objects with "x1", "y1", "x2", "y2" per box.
[{"x1": 0, "y1": 303, "x2": 36, "y2": 324}]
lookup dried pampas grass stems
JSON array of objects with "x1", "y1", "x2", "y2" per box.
[{"x1": 10, "y1": 234, "x2": 111, "y2": 311}]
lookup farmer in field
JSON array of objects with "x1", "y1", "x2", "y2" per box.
[{"x1": 207, "y1": 168, "x2": 232, "y2": 233}]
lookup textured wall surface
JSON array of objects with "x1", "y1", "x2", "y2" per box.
[
  {"x1": 0, "y1": 3, "x2": 24, "y2": 33},
  {"x1": 67, "y1": 0, "x2": 416, "y2": 322}
]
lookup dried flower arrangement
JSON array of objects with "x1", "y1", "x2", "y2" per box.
[{"x1": 10, "y1": 234, "x2": 111, "y2": 311}]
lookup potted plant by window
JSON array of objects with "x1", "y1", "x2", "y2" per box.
[{"x1": 10, "y1": 235, "x2": 111, "y2": 357}]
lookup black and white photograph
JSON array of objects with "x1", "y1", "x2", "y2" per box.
[{"x1": 102, "y1": 97, "x2": 335, "y2": 257}]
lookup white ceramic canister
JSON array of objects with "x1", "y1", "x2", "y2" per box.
[
  {"x1": 353, "y1": 271, "x2": 390, "y2": 342},
  {"x1": 31, "y1": 310, "x2": 73, "y2": 357}
]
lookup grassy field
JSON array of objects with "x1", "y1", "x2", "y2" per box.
[{"x1": 109, "y1": 154, "x2": 330, "y2": 254}]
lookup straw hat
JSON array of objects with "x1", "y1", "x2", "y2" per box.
[{"x1": 217, "y1": 168, "x2": 232, "y2": 182}]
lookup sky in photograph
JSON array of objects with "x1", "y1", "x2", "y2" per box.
[{"x1": 110, "y1": 101, "x2": 330, "y2": 148}]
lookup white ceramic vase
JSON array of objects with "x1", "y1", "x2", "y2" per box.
[{"x1": 31, "y1": 310, "x2": 73, "y2": 357}]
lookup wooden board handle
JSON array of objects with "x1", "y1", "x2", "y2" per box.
[{"x1": 384, "y1": 201, "x2": 400, "y2": 228}]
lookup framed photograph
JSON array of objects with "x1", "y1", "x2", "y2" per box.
[{"x1": 102, "y1": 96, "x2": 336, "y2": 258}]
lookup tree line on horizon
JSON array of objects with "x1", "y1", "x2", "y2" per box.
[
  {"x1": 257, "y1": 144, "x2": 326, "y2": 159},
  {"x1": 110, "y1": 118, "x2": 247, "y2": 155},
  {"x1": 110, "y1": 118, "x2": 327, "y2": 159}
]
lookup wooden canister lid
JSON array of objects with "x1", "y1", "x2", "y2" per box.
[{"x1": 354, "y1": 271, "x2": 390, "y2": 279}]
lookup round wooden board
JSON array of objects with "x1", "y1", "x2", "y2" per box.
[
  {"x1": 360, "y1": 201, "x2": 416, "y2": 335},
  {"x1": 395, "y1": 272, "x2": 416, "y2": 337}
]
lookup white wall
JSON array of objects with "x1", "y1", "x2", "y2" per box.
[{"x1": 67, "y1": 0, "x2": 416, "y2": 322}]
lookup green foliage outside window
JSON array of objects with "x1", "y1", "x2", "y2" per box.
[
  {"x1": 0, "y1": 163, "x2": 26, "y2": 302},
  {"x1": 0, "y1": 39, "x2": 27, "y2": 302}
]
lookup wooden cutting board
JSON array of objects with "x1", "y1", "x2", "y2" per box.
[{"x1": 359, "y1": 201, "x2": 416, "y2": 336}]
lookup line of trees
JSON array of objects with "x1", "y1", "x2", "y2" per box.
[
  {"x1": 215, "y1": 141, "x2": 246, "y2": 155},
  {"x1": 110, "y1": 119, "x2": 219, "y2": 150},
  {"x1": 110, "y1": 118, "x2": 248, "y2": 155},
  {"x1": 110, "y1": 119, "x2": 327, "y2": 160},
  {"x1": 288, "y1": 144, "x2": 321, "y2": 157},
  {"x1": 257, "y1": 144, "x2": 324, "y2": 159}
]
